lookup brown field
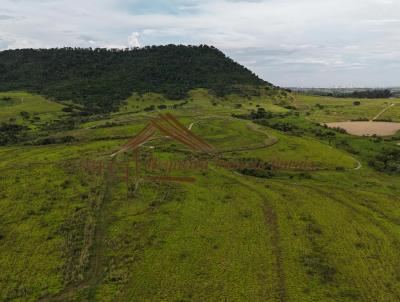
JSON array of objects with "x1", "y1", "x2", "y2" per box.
[{"x1": 326, "y1": 121, "x2": 400, "y2": 136}]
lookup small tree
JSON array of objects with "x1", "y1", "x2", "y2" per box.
[{"x1": 20, "y1": 111, "x2": 30, "y2": 119}]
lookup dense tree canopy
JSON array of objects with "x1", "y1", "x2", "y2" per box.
[
  {"x1": 339, "y1": 89, "x2": 392, "y2": 99},
  {"x1": 0, "y1": 45, "x2": 269, "y2": 112}
]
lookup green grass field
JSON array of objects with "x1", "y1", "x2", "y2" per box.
[
  {"x1": 294, "y1": 94, "x2": 400, "y2": 122},
  {"x1": 0, "y1": 90, "x2": 399, "y2": 301}
]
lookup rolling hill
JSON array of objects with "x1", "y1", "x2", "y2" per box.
[
  {"x1": 0, "y1": 47, "x2": 399, "y2": 301},
  {"x1": 0, "y1": 45, "x2": 275, "y2": 112}
]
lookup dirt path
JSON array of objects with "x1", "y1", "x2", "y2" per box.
[
  {"x1": 371, "y1": 103, "x2": 395, "y2": 121},
  {"x1": 39, "y1": 161, "x2": 114, "y2": 301},
  {"x1": 223, "y1": 171, "x2": 287, "y2": 302},
  {"x1": 147, "y1": 118, "x2": 279, "y2": 154},
  {"x1": 262, "y1": 201, "x2": 286, "y2": 302},
  {"x1": 350, "y1": 159, "x2": 362, "y2": 171},
  {"x1": 188, "y1": 122, "x2": 196, "y2": 130},
  {"x1": 85, "y1": 165, "x2": 114, "y2": 300}
]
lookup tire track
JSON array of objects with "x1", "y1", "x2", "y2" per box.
[
  {"x1": 39, "y1": 160, "x2": 114, "y2": 302},
  {"x1": 267, "y1": 180, "x2": 400, "y2": 301},
  {"x1": 85, "y1": 164, "x2": 114, "y2": 301},
  {"x1": 221, "y1": 171, "x2": 287, "y2": 302},
  {"x1": 262, "y1": 199, "x2": 287, "y2": 302},
  {"x1": 302, "y1": 184, "x2": 400, "y2": 243},
  {"x1": 300, "y1": 184, "x2": 400, "y2": 301}
]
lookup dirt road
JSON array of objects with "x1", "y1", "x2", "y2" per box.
[{"x1": 372, "y1": 103, "x2": 395, "y2": 121}]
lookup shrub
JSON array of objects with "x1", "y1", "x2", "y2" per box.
[
  {"x1": 62, "y1": 107, "x2": 73, "y2": 112},
  {"x1": 144, "y1": 105, "x2": 155, "y2": 111},
  {"x1": 34, "y1": 136, "x2": 76, "y2": 145},
  {"x1": 0, "y1": 123, "x2": 27, "y2": 145},
  {"x1": 250, "y1": 107, "x2": 272, "y2": 119},
  {"x1": 369, "y1": 148, "x2": 400, "y2": 173},
  {"x1": 20, "y1": 111, "x2": 30, "y2": 119}
]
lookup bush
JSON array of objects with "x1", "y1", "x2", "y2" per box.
[
  {"x1": 20, "y1": 111, "x2": 30, "y2": 119},
  {"x1": 62, "y1": 107, "x2": 73, "y2": 112},
  {"x1": 0, "y1": 123, "x2": 27, "y2": 145},
  {"x1": 258, "y1": 121, "x2": 300, "y2": 134},
  {"x1": 144, "y1": 105, "x2": 155, "y2": 112},
  {"x1": 369, "y1": 148, "x2": 400, "y2": 173},
  {"x1": 249, "y1": 107, "x2": 274, "y2": 119},
  {"x1": 239, "y1": 168, "x2": 274, "y2": 179},
  {"x1": 34, "y1": 136, "x2": 76, "y2": 145}
]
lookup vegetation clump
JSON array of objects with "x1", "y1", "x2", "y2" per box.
[
  {"x1": 0, "y1": 123, "x2": 28, "y2": 145},
  {"x1": 369, "y1": 148, "x2": 400, "y2": 173}
]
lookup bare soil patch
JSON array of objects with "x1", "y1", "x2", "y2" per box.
[{"x1": 326, "y1": 121, "x2": 400, "y2": 136}]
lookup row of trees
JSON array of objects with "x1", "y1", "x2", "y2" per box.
[{"x1": 338, "y1": 89, "x2": 392, "y2": 99}]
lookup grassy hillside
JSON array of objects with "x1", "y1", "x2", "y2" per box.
[
  {"x1": 0, "y1": 89, "x2": 399, "y2": 301},
  {"x1": 0, "y1": 91, "x2": 65, "y2": 124},
  {"x1": 0, "y1": 46, "x2": 277, "y2": 112}
]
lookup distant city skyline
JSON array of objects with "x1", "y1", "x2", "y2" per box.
[{"x1": 1, "y1": 0, "x2": 399, "y2": 87}]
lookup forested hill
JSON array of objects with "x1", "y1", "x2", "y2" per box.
[{"x1": 0, "y1": 45, "x2": 269, "y2": 112}]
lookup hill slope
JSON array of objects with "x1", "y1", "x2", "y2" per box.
[
  {"x1": 0, "y1": 90, "x2": 399, "y2": 301},
  {"x1": 0, "y1": 45, "x2": 269, "y2": 112}
]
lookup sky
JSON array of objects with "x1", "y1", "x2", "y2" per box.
[{"x1": 0, "y1": 0, "x2": 399, "y2": 87}]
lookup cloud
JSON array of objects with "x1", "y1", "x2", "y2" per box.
[
  {"x1": 128, "y1": 32, "x2": 141, "y2": 47},
  {"x1": 78, "y1": 34, "x2": 97, "y2": 45},
  {"x1": 0, "y1": 15, "x2": 16, "y2": 20},
  {"x1": 0, "y1": 0, "x2": 399, "y2": 86}
]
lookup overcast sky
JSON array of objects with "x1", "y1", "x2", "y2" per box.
[{"x1": 1, "y1": 0, "x2": 399, "y2": 87}]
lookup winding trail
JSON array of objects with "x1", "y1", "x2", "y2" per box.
[
  {"x1": 351, "y1": 159, "x2": 362, "y2": 171},
  {"x1": 146, "y1": 117, "x2": 279, "y2": 154}
]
